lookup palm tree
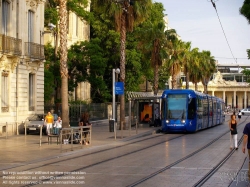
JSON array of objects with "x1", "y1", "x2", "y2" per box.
[
  {"x1": 189, "y1": 49, "x2": 202, "y2": 91},
  {"x1": 139, "y1": 21, "x2": 168, "y2": 95},
  {"x1": 58, "y1": 0, "x2": 69, "y2": 128},
  {"x1": 180, "y1": 41, "x2": 192, "y2": 89},
  {"x1": 189, "y1": 50, "x2": 216, "y2": 92},
  {"x1": 200, "y1": 50, "x2": 216, "y2": 94},
  {"x1": 92, "y1": 0, "x2": 152, "y2": 129},
  {"x1": 167, "y1": 39, "x2": 184, "y2": 89}
]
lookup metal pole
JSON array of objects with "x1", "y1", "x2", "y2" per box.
[
  {"x1": 129, "y1": 99, "x2": 131, "y2": 136},
  {"x1": 136, "y1": 101, "x2": 138, "y2": 134},
  {"x1": 112, "y1": 69, "x2": 116, "y2": 140}
]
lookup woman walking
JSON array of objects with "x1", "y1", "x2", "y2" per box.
[{"x1": 229, "y1": 114, "x2": 238, "y2": 150}]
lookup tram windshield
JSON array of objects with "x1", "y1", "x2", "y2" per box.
[{"x1": 167, "y1": 94, "x2": 186, "y2": 119}]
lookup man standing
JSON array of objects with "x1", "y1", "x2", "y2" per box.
[
  {"x1": 242, "y1": 122, "x2": 250, "y2": 178},
  {"x1": 45, "y1": 112, "x2": 54, "y2": 135}
]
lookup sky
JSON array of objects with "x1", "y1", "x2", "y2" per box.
[{"x1": 155, "y1": 0, "x2": 250, "y2": 65}]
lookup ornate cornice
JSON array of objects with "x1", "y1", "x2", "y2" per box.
[
  {"x1": 26, "y1": 0, "x2": 45, "y2": 11},
  {"x1": 25, "y1": 59, "x2": 43, "y2": 73}
]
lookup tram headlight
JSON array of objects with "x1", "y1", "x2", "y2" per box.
[
  {"x1": 181, "y1": 119, "x2": 185, "y2": 123},
  {"x1": 166, "y1": 120, "x2": 169, "y2": 123}
]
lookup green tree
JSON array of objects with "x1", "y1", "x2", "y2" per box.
[
  {"x1": 44, "y1": 0, "x2": 92, "y2": 105},
  {"x1": 137, "y1": 3, "x2": 170, "y2": 95},
  {"x1": 189, "y1": 48, "x2": 201, "y2": 91},
  {"x1": 180, "y1": 41, "x2": 192, "y2": 89},
  {"x1": 240, "y1": 0, "x2": 250, "y2": 24},
  {"x1": 68, "y1": 39, "x2": 110, "y2": 102},
  {"x1": 167, "y1": 39, "x2": 184, "y2": 89},
  {"x1": 44, "y1": 43, "x2": 60, "y2": 104},
  {"x1": 58, "y1": 0, "x2": 69, "y2": 128},
  {"x1": 239, "y1": 0, "x2": 250, "y2": 60},
  {"x1": 92, "y1": 0, "x2": 152, "y2": 128},
  {"x1": 200, "y1": 50, "x2": 216, "y2": 94},
  {"x1": 242, "y1": 68, "x2": 250, "y2": 83}
]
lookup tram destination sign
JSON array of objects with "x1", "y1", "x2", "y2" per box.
[{"x1": 115, "y1": 82, "x2": 124, "y2": 95}]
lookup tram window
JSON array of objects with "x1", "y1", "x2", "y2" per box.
[
  {"x1": 167, "y1": 94, "x2": 186, "y2": 119},
  {"x1": 188, "y1": 98, "x2": 196, "y2": 119},
  {"x1": 197, "y1": 98, "x2": 202, "y2": 107}
]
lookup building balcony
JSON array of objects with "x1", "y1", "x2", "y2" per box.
[
  {"x1": 0, "y1": 34, "x2": 22, "y2": 56},
  {"x1": 24, "y1": 42, "x2": 45, "y2": 60}
]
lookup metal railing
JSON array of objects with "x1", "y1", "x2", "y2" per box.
[
  {"x1": 24, "y1": 41, "x2": 45, "y2": 60},
  {"x1": 37, "y1": 125, "x2": 92, "y2": 151},
  {"x1": 0, "y1": 34, "x2": 22, "y2": 55},
  {"x1": 60, "y1": 126, "x2": 92, "y2": 152}
]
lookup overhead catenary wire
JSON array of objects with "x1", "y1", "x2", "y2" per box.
[{"x1": 209, "y1": 0, "x2": 237, "y2": 64}]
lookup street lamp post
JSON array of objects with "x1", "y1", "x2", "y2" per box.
[{"x1": 112, "y1": 68, "x2": 120, "y2": 140}]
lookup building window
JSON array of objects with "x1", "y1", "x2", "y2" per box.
[
  {"x1": 2, "y1": 0, "x2": 10, "y2": 35},
  {"x1": 1, "y1": 71, "x2": 9, "y2": 112},
  {"x1": 29, "y1": 73, "x2": 35, "y2": 111},
  {"x1": 67, "y1": 12, "x2": 69, "y2": 34},
  {"x1": 76, "y1": 16, "x2": 78, "y2": 36},
  {"x1": 28, "y1": 10, "x2": 34, "y2": 43}
]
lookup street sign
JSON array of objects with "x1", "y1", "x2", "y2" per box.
[{"x1": 115, "y1": 82, "x2": 124, "y2": 95}]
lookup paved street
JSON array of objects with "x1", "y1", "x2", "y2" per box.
[{"x1": 0, "y1": 117, "x2": 250, "y2": 187}]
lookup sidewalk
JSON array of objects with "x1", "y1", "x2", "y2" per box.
[{"x1": 0, "y1": 121, "x2": 158, "y2": 171}]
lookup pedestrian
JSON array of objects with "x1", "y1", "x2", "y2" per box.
[
  {"x1": 242, "y1": 122, "x2": 250, "y2": 178},
  {"x1": 229, "y1": 114, "x2": 238, "y2": 150},
  {"x1": 53, "y1": 116, "x2": 62, "y2": 135},
  {"x1": 238, "y1": 110, "x2": 242, "y2": 121},
  {"x1": 45, "y1": 111, "x2": 54, "y2": 135},
  {"x1": 79, "y1": 112, "x2": 91, "y2": 145}
]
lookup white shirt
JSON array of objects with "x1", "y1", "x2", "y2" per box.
[{"x1": 54, "y1": 120, "x2": 62, "y2": 128}]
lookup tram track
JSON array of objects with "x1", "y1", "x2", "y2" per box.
[
  {"x1": 1, "y1": 116, "x2": 242, "y2": 187},
  {"x1": 125, "y1": 116, "x2": 249, "y2": 187},
  {"x1": 0, "y1": 132, "x2": 185, "y2": 176},
  {"x1": 192, "y1": 116, "x2": 249, "y2": 187},
  {"x1": 17, "y1": 122, "x2": 228, "y2": 187}
]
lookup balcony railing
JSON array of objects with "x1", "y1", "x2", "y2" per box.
[
  {"x1": 0, "y1": 34, "x2": 22, "y2": 56},
  {"x1": 25, "y1": 42, "x2": 45, "y2": 60}
]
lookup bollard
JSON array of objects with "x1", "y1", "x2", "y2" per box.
[
  {"x1": 39, "y1": 126, "x2": 42, "y2": 146},
  {"x1": 80, "y1": 126, "x2": 83, "y2": 148},
  {"x1": 24, "y1": 121, "x2": 27, "y2": 136},
  {"x1": 89, "y1": 125, "x2": 92, "y2": 145},
  {"x1": 6, "y1": 122, "x2": 8, "y2": 139},
  {"x1": 136, "y1": 118, "x2": 138, "y2": 134},
  {"x1": 16, "y1": 122, "x2": 19, "y2": 135},
  {"x1": 60, "y1": 129, "x2": 62, "y2": 152},
  {"x1": 121, "y1": 121, "x2": 123, "y2": 139},
  {"x1": 71, "y1": 128, "x2": 73, "y2": 151}
]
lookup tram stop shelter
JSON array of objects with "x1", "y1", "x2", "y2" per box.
[{"x1": 126, "y1": 92, "x2": 162, "y2": 130}]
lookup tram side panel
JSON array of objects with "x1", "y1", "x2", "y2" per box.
[
  {"x1": 202, "y1": 96, "x2": 209, "y2": 129},
  {"x1": 212, "y1": 99, "x2": 217, "y2": 126},
  {"x1": 186, "y1": 95, "x2": 197, "y2": 132},
  {"x1": 196, "y1": 95, "x2": 203, "y2": 130}
]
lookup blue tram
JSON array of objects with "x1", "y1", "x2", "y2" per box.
[{"x1": 161, "y1": 89, "x2": 225, "y2": 133}]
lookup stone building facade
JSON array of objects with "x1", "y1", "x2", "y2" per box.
[
  {"x1": 44, "y1": 4, "x2": 91, "y2": 102},
  {"x1": 0, "y1": 0, "x2": 46, "y2": 135},
  {"x1": 187, "y1": 71, "x2": 250, "y2": 110}
]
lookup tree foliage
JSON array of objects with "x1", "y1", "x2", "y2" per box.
[
  {"x1": 242, "y1": 68, "x2": 250, "y2": 83},
  {"x1": 240, "y1": 0, "x2": 250, "y2": 24},
  {"x1": 45, "y1": 0, "x2": 92, "y2": 26}
]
